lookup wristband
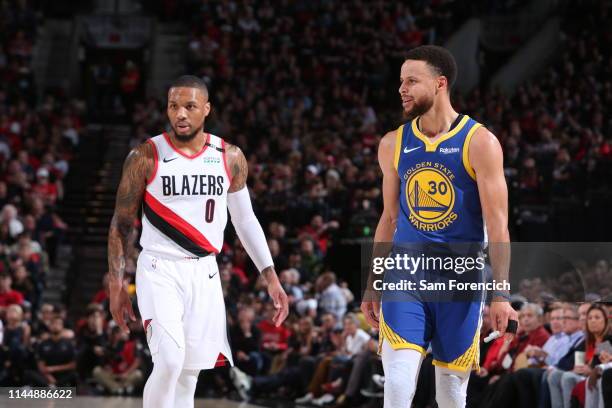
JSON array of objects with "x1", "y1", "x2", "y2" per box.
[{"x1": 492, "y1": 291, "x2": 511, "y2": 301}]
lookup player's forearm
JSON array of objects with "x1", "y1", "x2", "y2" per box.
[
  {"x1": 487, "y1": 221, "x2": 511, "y2": 294},
  {"x1": 374, "y1": 213, "x2": 396, "y2": 244},
  {"x1": 108, "y1": 214, "x2": 133, "y2": 284},
  {"x1": 261, "y1": 266, "x2": 280, "y2": 285}
]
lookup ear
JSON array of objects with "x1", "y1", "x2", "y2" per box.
[
  {"x1": 437, "y1": 76, "x2": 448, "y2": 92},
  {"x1": 204, "y1": 101, "x2": 211, "y2": 117}
]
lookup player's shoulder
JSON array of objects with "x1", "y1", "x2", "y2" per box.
[
  {"x1": 123, "y1": 140, "x2": 156, "y2": 172},
  {"x1": 470, "y1": 125, "x2": 502, "y2": 153},
  {"x1": 379, "y1": 126, "x2": 403, "y2": 150},
  {"x1": 223, "y1": 141, "x2": 244, "y2": 161}
]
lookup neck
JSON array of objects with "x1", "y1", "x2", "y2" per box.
[
  {"x1": 418, "y1": 100, "x2": 458, "y2": 138},
  {"x1": 169, "y1": 129, "x2": 207, "y2": 153}
]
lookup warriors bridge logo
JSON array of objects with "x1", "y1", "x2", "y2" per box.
[{"x1": 404, "y1": 162, "x2": 457, "y2": 231}]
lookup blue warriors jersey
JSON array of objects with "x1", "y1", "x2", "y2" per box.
[{"x1": 393, "y1": 115, "x2": 484, "y2": 243}]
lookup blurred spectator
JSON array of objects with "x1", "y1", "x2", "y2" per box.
[
  {"x1": 316, "y1": 272, "x2": 347, "y2": 322},
  {"x1": 25, "y1": 316, "x2": 77, "y2": 387},
  {"x1": 92, "y1": 326, "x2": 143, "y2": 395},
  {"x1": 0, "y1": 272, "x2": 24, "y2": 316},
  {"x1": 230, "y1": 306, "x2": 263, "y2": 376}
]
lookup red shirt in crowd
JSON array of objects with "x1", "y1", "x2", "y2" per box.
[
  {"x1": 257, "y1": 320, "x2": 291, "y2": 351},
  {"x1": 0, "y1": 289, "x2": 24, "y2": 307}
]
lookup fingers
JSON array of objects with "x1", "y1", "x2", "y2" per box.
[
  {"x1": 361, "y1": 302, "x2": 380, "y2": 329},
  {"x1": 127, "y1": 301, "x2": 137, "y2": 321},
  {"x1": 111, "y1": 305, "x2": 131, "y2": 334},
  {"x1": 115, "y1": 313, "x2": 129, "y2": 334},
  {"x1": 273, "y1": 291, "x2": 289, "y2": 327}
]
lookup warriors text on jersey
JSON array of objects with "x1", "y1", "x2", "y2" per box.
[
  {"x1": 393, "y1": 114, "x2": 484, "y2": 243},
  {"x1": 140, "y1": 132, "x2": 231, "y2": 259}
]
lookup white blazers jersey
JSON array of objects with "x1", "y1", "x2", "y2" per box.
[{"x1": 140, "y1": 132, "x2": 231, "y2": 259}]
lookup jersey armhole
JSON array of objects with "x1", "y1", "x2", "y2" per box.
[
  {"x1": 393, "y1": 125, "x2": 404, "y2": 171},
  {"x1": 462, "y1": 123, "x2": 482, "y2": 181},
  {"x1": 146, "y1": 139, "x2": 158, "y2": 186},
  {"x1": 221, "y1": 139, "x2": 233, "y2": 183}
]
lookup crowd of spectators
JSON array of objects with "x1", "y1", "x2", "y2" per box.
[{"x1": 0, "y1": 0, "x2": 81, "y2": 391}]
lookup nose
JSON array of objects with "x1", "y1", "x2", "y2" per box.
[
  {"x1": 176, "y1": 107, "x2": 188, "y2": 120},
  {"x1": 399, "y1": 81, "x2": 406, "y2": 94}
]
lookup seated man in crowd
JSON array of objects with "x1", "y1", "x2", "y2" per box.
[{"x1": 25, "y1": 316, "x2": 77, "y2": 387}]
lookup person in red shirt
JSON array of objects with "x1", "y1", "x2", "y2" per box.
[
  {"x1": 257, "y1": 301, "x2": 291, "y2": 373},
  {"x1": 31, "y1": 167, "x2": 58, "y2": 206},
  {"x1": 0, "y1": 272, "x2": 24, "y2": 317},
  {"x1": 490, "y1": 303, "x2": 550, "y2": 376},
  {"x1": 93, "y1": 325, "x2": 144, "y2": 395}
]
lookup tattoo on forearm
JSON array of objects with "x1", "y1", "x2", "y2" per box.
[
  {"x1": 261, "y1": 266, "x2": 276, "y2": 284},
  {"x1": 108, "y1": 143, "x2": 152, "y2": 280}
]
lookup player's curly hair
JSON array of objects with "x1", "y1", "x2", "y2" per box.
[{"x1": 405, "y1": 45, "x2": 457, "y2": 92}]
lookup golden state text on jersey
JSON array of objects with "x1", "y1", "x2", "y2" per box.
[{"x1": 394, "y1": 115, "x2": 484, "y2": 243}]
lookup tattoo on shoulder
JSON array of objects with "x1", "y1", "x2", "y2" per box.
[{"x1": 226, "y1": 143, "x2": 248, "y2": 192}]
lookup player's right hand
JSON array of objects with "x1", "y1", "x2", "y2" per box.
[
  {"x1": 361, "y1": 300, "x2": 380, "y2": 329},
  {"x1": 109, "y1": 280, "x2": 136, "y2": 334}
]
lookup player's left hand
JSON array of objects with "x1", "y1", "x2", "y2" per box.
[
  {"x1": 489, "y1": 300, "x2": 518, "y2": 341},
  {"x1": 265, "y1": 270, "x2": 289, "y2": 327}
]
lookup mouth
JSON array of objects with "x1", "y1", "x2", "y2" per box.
[
  {"x1": 176, "y1": 123, "x2": 190, "y2": 132},
  {"x1": 401, "y1": 96, "x2": 414, "y2": 107}
]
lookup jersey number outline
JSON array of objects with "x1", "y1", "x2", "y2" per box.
[{"x1": 205, "y1": 199, "x2": 215, "y2": 223}]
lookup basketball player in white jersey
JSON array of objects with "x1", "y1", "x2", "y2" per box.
[{"x1": 107, "y1": 75, "x2": 289, "y2": 408}]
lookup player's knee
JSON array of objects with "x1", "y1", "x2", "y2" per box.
[
  {"x1": 153, "y1": 332, "x2": 185, "y2": 381},
  {"x1": 384, "y1": 361, "x2": 417, "y2": 401},
  {"x1": 435, "y1": 372, "x2": 467, "y2": 408}
]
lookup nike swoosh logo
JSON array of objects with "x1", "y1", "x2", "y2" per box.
[
  {"x1": 163, "y1": 157, "x2": 178, "y2": 163},
  {"x1": 209, "y1": 271, "x2": 218, "y2": 279},
  {"x1": 404, "y1": 146, "x2": 421, "y2": 154}
]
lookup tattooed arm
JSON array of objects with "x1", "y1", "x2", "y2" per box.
[
  {"x1": 107, "y1": 142, "x2": 154, "y2": 333},
  {"x1": 226, "y1": 143, "x2": 289, "y2": 326}
]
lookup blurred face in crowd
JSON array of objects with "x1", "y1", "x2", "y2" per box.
[
  {"x1": 50, "y1": 317, "x2": 64, "y2": 336},
  {"x1": 0, "y1": 275, "x2": 11, "y2": 291},
  {"x1": 167, "y1": 86, "x2": 211, "y2": 142},
  {"x1": 519, "y1": 306, "x2": 541, "y2": 333},
  {"x1": 40, "y1": 304, "x2": 54, "y2": 322},
  {"x1": 87, "y1": 310, "x2": 103, "y2": 330},
  {"x1": 321, "y1": 313, "x2": 336, "y2": 331},
  {"x1": 399, "y1": 60, "x2": 446, "y2": 120},
  {"x1": 562, "y1": 307, "x2": 580, "y2": 334},
  {"x1": 549, "y1": 308, "x2": 564, "y2": 334},
  {"x1": 343, "y1": 317, "x2": 358, "y2": 336},
  {"x1": 238, "y1": 307, "x2": 255, "y2": 326},
  {"x1": 299, "y1": 317, "x2": 313, "y2": 335},
  {"x1": 264, "y1": 302, "x2": 276, "y2": 322},
  {"x1": 578, "y1": 303, "x2": 590, "y2": 330},
  {"x1": 6, "y1": 304, "x2": 23, "y2": 324},
  {"x1": 586, "y1": 308, "x2": 607, "y2": 337}
]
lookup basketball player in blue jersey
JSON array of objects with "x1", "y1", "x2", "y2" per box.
[{"x1": 360, "y1": 46, "x2": 518, "y2": 407}]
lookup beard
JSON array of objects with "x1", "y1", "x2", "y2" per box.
[
  {"x1": 403, "y1": 95, "x2": 434, "y2": 121},
  {"x1": 171, "y1": 122, "x2": 204, "y2": 142}
]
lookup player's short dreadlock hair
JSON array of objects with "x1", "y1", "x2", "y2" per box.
[{"x1": 405, "y1": 45, "x2": 457, "y2": 92}]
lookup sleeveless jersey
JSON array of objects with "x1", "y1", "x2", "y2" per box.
[
  {"x1": 140, "y1": 132, "x2": 231, "y2": 259},
  {"x1": 393, "y1": 115, "x2": 484, "y2": 243}
]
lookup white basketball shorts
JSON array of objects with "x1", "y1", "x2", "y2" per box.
[{"x1": 136, "y1": 250, "x2": 234, "y2": 370}]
